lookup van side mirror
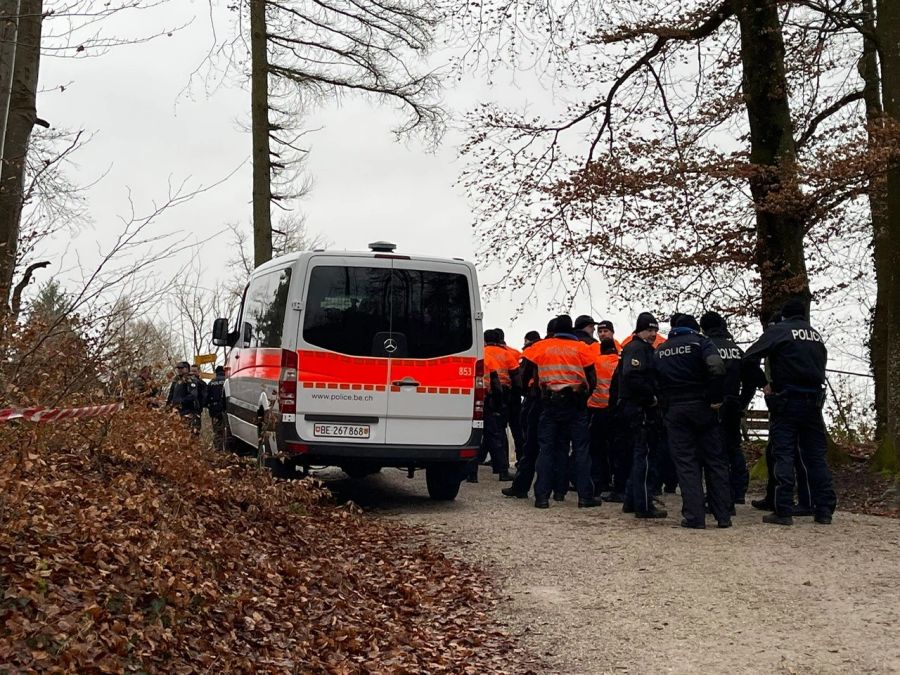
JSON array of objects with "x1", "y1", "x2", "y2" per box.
[
  {"x1": 212, "y1": 318, "x2": 230, "y2": 346},
  {"x1": 241, "y1": 322, "x2": 252, "y2": 348}
]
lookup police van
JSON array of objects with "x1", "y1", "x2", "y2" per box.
[{"x1": 211, "y1": 242, "x2": 485, "y2": 500}]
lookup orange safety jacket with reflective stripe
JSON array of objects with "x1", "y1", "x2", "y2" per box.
[
  {"x1": 484, "y1": 344, "x2": 518, "y2": 388},
  {"x1": 525, "y1": 337, "x2": 595, "y2": 392},
  {"x1": 588, "y1": 353, "x2": 620, "y2": 409}
]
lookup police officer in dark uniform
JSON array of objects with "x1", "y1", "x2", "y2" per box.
[
  {"x1": 620, "y1": 312, "x2": 668, "y2": 519},
  {"x1": 656, "y1": 314, "x2": 732, "y2": 528},
  {"x1": 206, "y1": 365, "x2": 227, "y2": 450},
  {"x1": 742, "y1": 298, "x2": 837, "y2": 525},
  {"x1": 502, "y1": 323, "x2": 552, "y2": 498},
  {"x1": 700, "y1": 311, "x2": 754, "y2": 504}
]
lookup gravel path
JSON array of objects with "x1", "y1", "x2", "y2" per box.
[{"x1": 321, "y1": 466, "x2": 900, "y2": 674}]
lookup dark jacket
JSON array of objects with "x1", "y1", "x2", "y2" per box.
[
  {"x1": 175, "y1": 377, "x2": 202, "y2": 415},
  {"x1": 704, "y1": 327, "x2": 755, "y2": 408},
  {"x1": 655, "y1": 327, "x2": 726, "y2": 404},
  {"x1": 618, "y1": 334, "x2": 657, "y2": 407},
  {"x1": 741, "y1": 315, "x2": 827, "y2": 393},
  {"x1": 206, "y1": 374, "x2": 226, "y2": 416}
]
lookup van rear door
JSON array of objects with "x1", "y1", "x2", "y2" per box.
[
  {"x1": 296, "y1": 257, "x2": 393, "y2": 444},
  {"x1": 385, "y1": 260, "x2": 479, "y2": 446}
]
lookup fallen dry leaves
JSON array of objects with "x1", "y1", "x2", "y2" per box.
[{"x1": 0, "y1": 403, "x2": 526, "y2": 673}]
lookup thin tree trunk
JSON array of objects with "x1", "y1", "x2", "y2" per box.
[
  {"x1": 875, "y1": 0, "x2": 900, "y2": 472},
  {"x1": 860, "y1": 0, "x2": 889, "y2": 444},
  {"x1": 250, "y1": 0, "x2": 272, "y2": 268},
  {"x1": 734, "y1": 0, "x2": 810, "y2": 324},
  {"x1": 0, "y1": 0, "x2": 42, "y2": 317},
  {"x1": 0, "y1": 2, "x2": 21, "y2": 161}
]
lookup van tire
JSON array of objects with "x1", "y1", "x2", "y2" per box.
[{"x1": 425, "y1": 465, "x2": 462, "y2": 501}]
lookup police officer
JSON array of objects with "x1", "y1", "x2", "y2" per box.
[
  {"x1": 742, "y1": 298, "x2": 837, "y2": 525},
  {"x1": 619, "y1": 312, "x2": 668, "y2": 519},
  {"x1": 501, "y1": 323, "x2": 551, "y2": 499},
  {"x1": 206, "y1": 365, "x2": 227, "y2": 450},
  {"x1": 656, "y1": 314, "x2": 732, "y2": 528},
  {"x1": 700, "y1": 311, "x2": 754, "y2": 504},
  {"x1": 496, "y1": 328, "x2": 525, "y2": 465},
  {"x1": 474, "y1": 329, "x2": 517, "y2": 482},
  {"x1": 169, "y1": 361, "x2": 202, "y2": 435},
  {"x1": 587, "y1": 337, "x2": 619, "y2": 496},
  {"x1": 166, "y1": 361, "x2": 190, "y2": 409},
  {"x1": 521, "y1": 315, "x2": 600, "y2": 509}
]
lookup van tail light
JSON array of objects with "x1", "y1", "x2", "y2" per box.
[
  {"x1": 279, "y1": 349, "x2": 299, "y2": 415},
  {"x1": 473, "y1": 358, "x2": 485, "y2": 421}
]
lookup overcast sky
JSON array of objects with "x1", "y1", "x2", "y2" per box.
[{"x1": 31, "y1": 1, "x2": 654, "y2": 351}]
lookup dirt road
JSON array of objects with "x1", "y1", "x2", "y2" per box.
[{"x1": 321, "y1": 466, "x2": 900, "y2": 674}]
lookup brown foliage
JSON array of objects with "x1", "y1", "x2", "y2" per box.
[{"x1": 0, "y1": 337, "x2": 522, "y2": 672}]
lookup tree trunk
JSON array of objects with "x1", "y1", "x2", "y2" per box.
[
  {"x1": 734, "y1": 0, "x2": 810, "y2": 324},
  {"x1": 860, "y1": 0, "x2": 889, "y2": 445},
  {"x1": 250, "y1": 0, "x2": 272, "y2": 268},
  {"x1": 0, "y1": 0, "x2": 42, "y2": 317},
  {"x1": 0, "y1": 2, "x2": 20, "y2": 161},
  {"x1": 874, "y1": 0, "x2": 900, "y2": 472}
]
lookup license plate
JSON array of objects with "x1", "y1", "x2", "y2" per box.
[{"x1": 313, "y1": 423, "x2": 371, "y2": 439}]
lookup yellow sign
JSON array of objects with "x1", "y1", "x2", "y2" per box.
[{"x1": 194, "y1": 354, "x2": 217, "y2": 365}]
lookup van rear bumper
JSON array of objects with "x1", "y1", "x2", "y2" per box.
[{"x1": 277, "y1": 423, "x2": 482, "y2": 466}]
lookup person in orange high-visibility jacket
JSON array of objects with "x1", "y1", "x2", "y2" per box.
[
  {"x1": 519, "y1": 315, "x2": 600, "y2": 509},
  {"x1": 587, "y1": 337, "x2": 620, "y2": 495},
  {"x1": 472, "y1": 328, "x2": 518, "y2": 482},
  {"x1": 496, "y1": 328, "x2": 525, "y2": 464}
]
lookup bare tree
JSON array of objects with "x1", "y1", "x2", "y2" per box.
[{"x1": 214, "y1": 0, "x2": 445, "y2": 267}]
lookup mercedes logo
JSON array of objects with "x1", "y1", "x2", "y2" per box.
[{"x1": 383, "y1": 338, "x2": 398, "y2": 353}]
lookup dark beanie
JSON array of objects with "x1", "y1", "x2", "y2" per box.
[
  {"x1": 554, "y1": 314, "x2": 574, "y2": 333},
  {"x1": 675, "y1": 314, "x2": 700, "y2": 331},
  {"x1": 635, "y1": 312, "x2": 659, "y2": 332},
  {"x1": 700, "y1": 311, "x2": 726, "y2": 333},
  {"x1": 496, "y1": 328, "x2": 506, "y2": 341},
  {"x1": 574, "y1": 315, "x2": 596, "y2": 330},
  {"x1": 524, "y1": 330, "x2": 541, "y2": 344},
  {"x1": 484, "y1": 329, "x2": 499, "y2": 344},
  {"x1": 781, "y1": 297, "x2": 807, "y2": 320},
  {"x1": 669, "y1": 312, "x2": 684, "y2": 327},
  {"x1": 596, "y1": 320, "x2": 614, "y2": 332},
  {"x1": 599, "y1": 337, "x2": 617, "y2": 354},
  {"x1": 546, "y1": 319, "x2": 557, "y2": 337}
]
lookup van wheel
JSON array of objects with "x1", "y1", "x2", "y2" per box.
[{"x1": 425, "y1": 465, "x2": 462, "y2": 501}]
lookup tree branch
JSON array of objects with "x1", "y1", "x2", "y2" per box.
[
  {"x1": 10, "y1": 260, "x2": 50, "y2": 321},
  {"x1": 796, "y1": 89, "x2": 865, "y2": 149}
]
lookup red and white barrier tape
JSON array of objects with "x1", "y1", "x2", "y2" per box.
[{"x1": 0, "y1": 402, "x2": 123, "y2": 424}]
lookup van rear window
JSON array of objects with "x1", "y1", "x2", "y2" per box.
[{"x1": 303, "y1": 266, "x2": 473, "y2": 358}]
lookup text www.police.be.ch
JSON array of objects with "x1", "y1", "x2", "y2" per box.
[{"x1": 310, "y1": 392, "x2": 375, "y2": 403}]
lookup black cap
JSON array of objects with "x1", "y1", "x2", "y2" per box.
[
  {"x1": 599, "y1": 337, "x2": 617, "y2": 354},
  {"x1": 781, "y1": 297, "x2": 807, "y2": 320},
  {"x1": 215, "y1": 365, "x2": 225, "y2": 375},
  {"x1": 596, "y1": 320, "x2": 614, "y2": 333},
  {"x1": 524, "y1": 330, "x2": 541, "y2": 344},
  {"x1": 495, "y1": 328, "x2": 506, "y2": 341},
  {"x1": 669, "y1": 312, "x2": 685, "y2": 327},
  {"x1": 635, "y1": 312, "x2": 659, "y2": 332},
  {"x1": 700, "y1": 311, "x2": 726, "y2": 333},
  {"x1": 176, "y1": 361, "x2": 190, "y2": 369},
  {"x1": 574, "y1": 315, "x2": 596, "y2": 330},
  {"x1": 675, "y1": 314, "x2": 700, "y2": 331},
  {"x1": 545, "y1": 319, "x2": 557, "y2": 337},
  {"x1": 554, "y1": 314, "x2": 574, "y2": 333},
  {"x1": 484, "y1": 329, "x2": 500, "y2": 344}
]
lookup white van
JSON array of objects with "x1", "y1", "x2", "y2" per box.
[{"x1": 212, "y1": 242, "x2": 485, "y2": 500}]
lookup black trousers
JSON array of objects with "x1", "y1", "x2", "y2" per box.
[
  {"x1": 475, "y1": 404, "x2": 508, "y2": 476},
  {"x1": 589, "y1": 407, "x2": 614, "y2": 491},
  {"x1": 763, "y1": 441, "x2": 811, "y2": 507},
  {"x1": 507, "y1": 393, "x2": 525, "y2": 462},
  {"x1": 665, "y1": 401, "x2": 732, "y2": 525},
  {"x1": 535, "y1": 402, "x2": 593, "y2": 502},
  {"x1": 622, "y1": 403, "x2": 656, "y2": 514},
  {"x1": 769, "y1": 395, "x2": 836, "y2": 518},
  {"x1": 510, "y1": 397, "x2": 541, "y2": 495},
  {"x1": 720, "y1": 401, "x2": 749, "y2": 502}
]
